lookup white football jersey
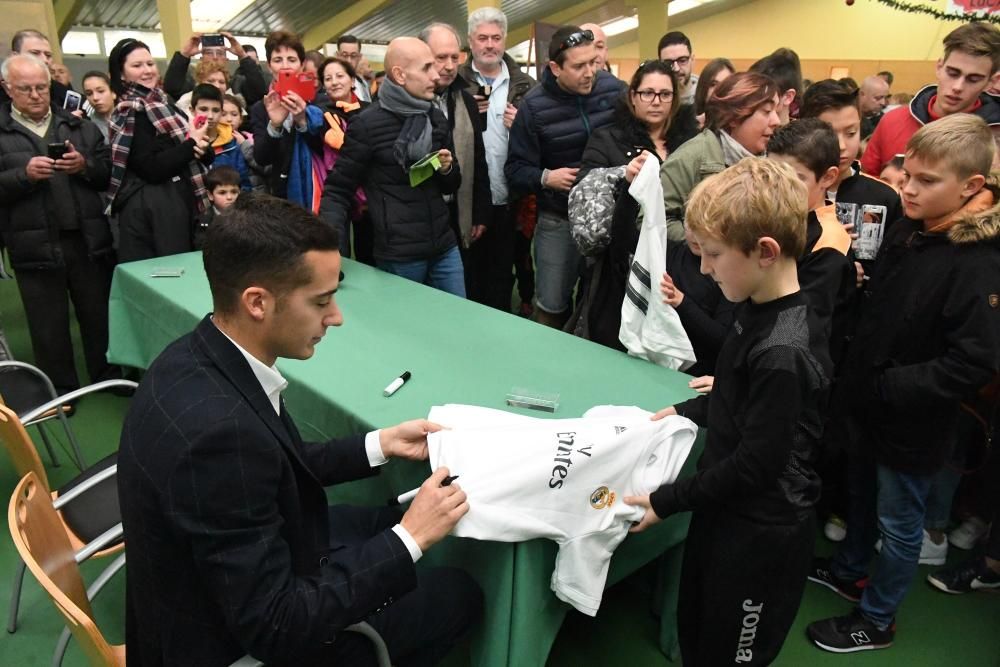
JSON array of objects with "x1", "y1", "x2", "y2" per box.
[{"x1": 426, "y1": 404, "x2": 698, "y2": 615}]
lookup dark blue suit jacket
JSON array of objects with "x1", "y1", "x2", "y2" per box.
[{"x1": 117, "y1": 315, "x2": 416, "y2": 666}]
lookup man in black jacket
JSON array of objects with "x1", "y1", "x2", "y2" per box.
[
  {"x1": 320, "y1": 37, "x2": 464, "y2": 297},
  {"x1": 420, "y1": 23, "x2": 493, "y2": 304},
  {"x1": 0, "y1": 55, "x2": 115, "y2": 392},
  {"x1": 118, "y1": 193, "x2": 481, "y2": 666},
  {"x1": 506, "y1": 26, "x2": 624, "y2": 327}
]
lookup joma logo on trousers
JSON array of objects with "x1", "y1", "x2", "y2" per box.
[{"x1": 734, "y1": 599, "x2": 763, "y2": 663}]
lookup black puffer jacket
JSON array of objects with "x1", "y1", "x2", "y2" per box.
[
  {"x1": 506, "y1": 69, "x2": 624, "y2": 217},
  {"x1": 838, "y1": 183, "x2": 1000, "y2": 474},
  {"x1": 0, "y1": 104, "x2": 113, "y2": 270},
  {"x1": 319, "y1": 100, "x2": 460, "y2": 263}
]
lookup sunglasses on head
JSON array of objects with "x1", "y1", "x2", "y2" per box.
[{"x1": 552, "y1": 30, "x2": 594, "y2": 60}]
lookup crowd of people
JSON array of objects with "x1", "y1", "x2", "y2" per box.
[{"x1": 0, "y1": 9, "x2": 999, "y2": 667}]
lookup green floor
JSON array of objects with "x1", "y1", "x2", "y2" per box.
[{"x1": 0, "y1": 275, "x2": 997, "y2": 666}]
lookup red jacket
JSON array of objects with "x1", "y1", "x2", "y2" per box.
[{"x1": 860, "y1": 84, "x2": 1000, "y2": 175}]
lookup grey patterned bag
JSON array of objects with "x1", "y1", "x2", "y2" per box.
[{"x1": 568, "y1": 166, "x2": 626, "y2": 257}]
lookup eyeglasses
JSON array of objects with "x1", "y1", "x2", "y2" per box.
[
  {"x1": 660, "y1": 56, "x2": 691, "y2": 69},
  {"x1": 633, "y1": 90, "x2": 674, "y2": 103},
  {"x1": 552, "y1": 30, "x2": 594, "y2": 60},
  {"x1": 10, "y1": 84, "x2": 48, "y2": 96}
]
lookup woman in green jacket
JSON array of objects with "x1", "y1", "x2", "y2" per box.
[{"x1": 661, "y1": 72, "x2": 781, "y2": 241}]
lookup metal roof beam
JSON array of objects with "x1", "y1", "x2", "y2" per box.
[
  {"x1": 301, "y1": 0, "x2": 395, "y2": 50},
  {"x1": 54, "y1": 0, "x2": 87, "y2": 39}
]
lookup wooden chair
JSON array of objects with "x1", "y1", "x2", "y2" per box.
[
  {"x1": 10, "y1": 470, "x2": 392, "y2": 667},
  {"x1": 0, "y1": 380, "x2": 136, "y2": 634},
  {"x1": 8, "y1": 471, "x2": 125, "y2": 666}
]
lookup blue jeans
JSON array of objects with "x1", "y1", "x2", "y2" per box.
[
  {"x1": 831, "y1": 458, "x2": 933, "y2": 629},
  {"x1": 532, "y1": 211, "x2": 582, "y2": 314},
  {"x1": 924, "y1": 466, "x2": 961, "y2": 531},
  {"x1": 377, "y1": 246, "x2": 466, "y2": 298}
]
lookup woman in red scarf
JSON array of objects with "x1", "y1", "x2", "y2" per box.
[
  {"x1": 107, "y1": 38, "x2": 214, "y2": 262},
  {"x1": 316, "y1": 57, "x2": 372, "y2": 263}
]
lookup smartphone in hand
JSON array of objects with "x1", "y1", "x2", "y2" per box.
[
  {"x1": 193, "y1": 114, "x2": 207, "y2": 129},
  {"x1": 201, "y1": 34, "x2": 225, "y2": 48},
  {"x1": 63, "y1": 90, "x2": 83, "y2": 113},
  {"x1": 47, "y1": 143, "x2": 68, "y2": 160}
]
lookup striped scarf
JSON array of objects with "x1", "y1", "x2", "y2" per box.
[{"x1": 107, "y1": 83, "x2": 208, "y2": 213}]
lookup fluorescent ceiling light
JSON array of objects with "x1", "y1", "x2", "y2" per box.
[
  {"x1": 190, "y1": 0, "x2": 255, "y2": 32},
  {"x1": 668, "y1": 0, "x2": 713, "y2": 17},
  {"x1": 602, "y1": 16, "x2": 639, "y2": 37}
]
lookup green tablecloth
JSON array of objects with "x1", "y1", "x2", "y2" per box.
[{"x1": 108, "y1": 252, "x2": 702, "y2": 666}]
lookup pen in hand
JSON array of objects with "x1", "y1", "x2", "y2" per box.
[{"x1": 388, "y1": 475, "x2": 459, "y2": 506}]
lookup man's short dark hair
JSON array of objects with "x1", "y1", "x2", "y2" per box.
[
  {"x1": 191, "y1": 83, "x2": 223, "y2": 108},
  {"x1": 549, "y1": 25, "x2": 591, "y2": 66},
  {"x1": 877, "y1": 70, "x2": 893, "y2": 86},
  {"x1": 337, "y1": 34, "x2": 362, "y2": 49},
  {"x1": 749, "y1": 47, "x2": 802, "y2": 97},
  {"x1": 767, "y1": 118, "x2": 840, "y2": 181},
  {"x1": 657, "y1": 31, "x2": 691, "y2": 55},
  {"x1": 244, "y1": 44, "x2": 258, "y2": 55},
  {"x1": 264, "y1": 30, "x2": 305, "y2": 63},
  {"x1": 204, "y1": 194, "x2": 340, "y2": 315},
  {"x1": 207, "y1": 166, "x2": 241, "y2": 191},
  {"x1": 799, "y1": 79, "x2": 860, "y2": 120},
  {"x1": 11, "y1": 29, "x2": 47, "y2": 53}
]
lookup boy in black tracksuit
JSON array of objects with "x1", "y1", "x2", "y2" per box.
[
  {"x1": 806, "y1": 115, "x2": 1000, "y2": 653},
  {"x1": 626, "y1": 158, "x2": 832, "y2": 665}
]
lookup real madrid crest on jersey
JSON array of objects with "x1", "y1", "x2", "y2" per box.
[{"x1": 590, "y1": 485, "x2": 616, "y2": 510}]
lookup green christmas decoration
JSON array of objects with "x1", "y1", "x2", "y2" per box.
[{"x1": 867, "y1": 0, "x2": 1000, "y2": 24}]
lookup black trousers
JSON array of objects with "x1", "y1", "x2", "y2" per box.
[
  {"x1": 15, "y1": 231, "x2": 114, "y2": 393},
  {"x1": 326, "y1": 505, "x2": 483, "y2": 667},
  {"x1": 452, "y1": 204, "x2": 516, "y2": 312},
  {"x1": 677, "y1": 508, "x2": 815, "y2": 666}
]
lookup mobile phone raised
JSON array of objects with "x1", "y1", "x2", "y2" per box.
[
  {"x1": 200, "y1": 34, "x2": 225, "y2": 48},
  {"x1": 63, "y1": 90, "x2": 83, "y2": 112}
]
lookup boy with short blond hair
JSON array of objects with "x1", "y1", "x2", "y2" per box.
[
  {"x1": 807, "y1": 114, "x2": 1000, "y2": 653},
  {"x1": 627, "y1": 158, "x2": 833, "y2": 665}
]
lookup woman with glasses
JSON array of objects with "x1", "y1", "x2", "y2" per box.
[
  {"x1": 661, "y1": 71, "x2": 781, "y2": 242},
  {"x1": 568, "y1": 60, "x2": 698, "y2": 350}
]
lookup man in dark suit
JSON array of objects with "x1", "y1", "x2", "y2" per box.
[{"x1": 117, "y1": 193, "x2": 482, "y2": 666}]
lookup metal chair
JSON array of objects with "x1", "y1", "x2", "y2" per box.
[
  {"x1": 0, "y1": 360, "x2": 90, "y2": 469},
  {"x1": 0, "y1": 380, "x2": 137, "y2": 634}
]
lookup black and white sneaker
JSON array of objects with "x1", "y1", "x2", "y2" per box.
[
  {"x1": 927, "y1": 557, "x2": 1000, "y2": 594},
  {"x1": 807, "y1": 609, "x2": 895, "y2": 653},
  {"x1": 807, "y1": 557, "x2": 867, "y2": 602}
]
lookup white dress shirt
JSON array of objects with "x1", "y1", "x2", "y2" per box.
[{"x1": 214, "y1": 322, "x2": 422, "y2": 561}]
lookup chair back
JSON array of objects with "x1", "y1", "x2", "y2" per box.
[
  {"x1": 9, "y1": 472, "x2": 118, "y2": 666},
  {"x1": 0, "y1": 403, "x2": 49, "y2": 489}
]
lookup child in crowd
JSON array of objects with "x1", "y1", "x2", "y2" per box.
[
  {"x1": 799, "y1": 80, "x2": 904, "y2": 273},
  {"x1": 807, "y1": 114, "x2": 1000, "y2": 653},
  {"x1": 767, "y1": 119, "x2": 856, "y2": 364},
  {"x1": 879, "y1": 155, "x2": 906, "y2": 192},
  {"x1": 627, "y1": 158, "x2": 832, "y2": 665},
  {"x1": 190, "y1": 84, "x2": 253, "y2": 192},
  {"x1": 221, "y1": 93, "x2": 270, "y2": 192},
  {"x1": 194, "y1": 167, "x2": 241, "y2": 248}
]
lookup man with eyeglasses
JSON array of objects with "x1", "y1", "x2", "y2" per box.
[
  {"x1": 0, "y1": 54, "x2": 116, "y2": 393},
  {"x1": 1, "y1": 29, "x2": 71, "y2": 109},
  {"x1": 506, "y1": 25, "x2": 625, "y2": 329},
  {"x1": 658, "y1": 31, "x2": 698, "y2": 106},
  {"x1": 337, "y1": 35, "x2": 373, "y2": 103}
]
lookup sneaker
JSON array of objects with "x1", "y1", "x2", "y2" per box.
[
  {"x1": 948, "y1": 516, "x2": 990, "y2": 550},
  {"x1": 927, "y1": 557, "x2": 1000, "y2": 594},
  {"x1": 807, "y1": 609, "x2": 895, "y2": 653},
  {"x1": 874, "y1": 529, "x2": 947, "y2": 566},
  {"x1": 807, "y1": 558, "x2": 867, "y2": 602},
  {"x1": 824, "y1": 514, "x2": 847, "y2": 542}
]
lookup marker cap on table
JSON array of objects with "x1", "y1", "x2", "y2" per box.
[{"x1": 383, "y1": 371, "x2": 412, "y2": 397}]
